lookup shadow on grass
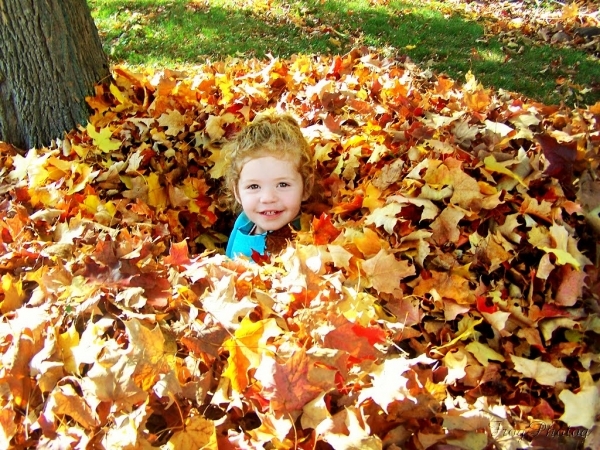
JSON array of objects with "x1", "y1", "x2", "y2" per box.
[{"x1": 91, "y1": 0, "x2": 599, "y2": 106}]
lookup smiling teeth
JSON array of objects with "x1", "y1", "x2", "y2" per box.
[{"x1": 263, "y1": 211, "x2": 278, "y2": 215}]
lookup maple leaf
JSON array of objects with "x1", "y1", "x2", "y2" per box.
[
  {"x1": 449, "y1": 166, "x2": 483, "y2": 211},
  {"x1": 364, "y1": 202, "x2": 402, "y2": 234},
  {"x1": 413, "y1": 270, "x2": 475, "y2": 305},
  {"x1": 43, "y1": 384, "x2": 99, "y2": 429},
  {"x1": 158, "y1": 109, "x2": 186, "y2": 136},
  {"x1": 430, "y1": 206, "x2": 465, "y2": 245},
  {"x1": 358, "y1": 354, "x2": 435, "y2": 413},
  {"x1": 555, "y1": 265, "x2": 587, "y2": 306},
  {"x1": 255, "y1": 346, "x2": 330, "y2": 413},
  {"x1": 164, "y1": 239, "x2": 192, "y2": 266},
  {"x1": 204, "y1": 113, "x2": 236, "y2": 140},
  {"x1": 536, "y1": 134, "x2": 577, "y2": 197},
  {"x1": 510, "y1": 355, "x2": 570, "y2": 386},
  {"x1": 247, "y1": 412, "x2": 293, "y2": 447},
  {"x1": 147, "y1": 172, "x2": 168, "y2": 209},
  {"x1": 166, "y1": 415, "x2": 217, "y2": 449},
  {"x1": 0, "y1": 409, "x2": 17, "y2": 449},
  {"x1": 301, "y1": 392, "x2": 332, "y2": 433},
  {"x1": 436, "y1": 316, "x2": 483, "y2": 349},
  {"x1": 465, "y1": 341, "x2": 505, "y2": 366},
  {"x1": 443, "y1": 349, "x2": 468, "y2": 384},
  {"x1": 323, "y1": 407, "x2": 382, "y2": 449},
  {"x1": 0, "y1": 273, "x2": 26, "y2": 313},
  {"x1": 558, "y1": 373, "x2": 599, "y2": 429},
  {"x1": 387, "y1": 194, "x2": 440, "y2": 222},
  {"x1": 323, "y1": 320, "x2": 384, "y2": 362},
  {"x1": 312, "y1": 213, "x2": 341, "y2": 245},
  {"x1": 483, "y1": 155, "x2": 528, "y2": 188},
  {"x1": 361, "y1": 248, "x2": 415, "y2": 294},
  {"x1": 207, "y1": 148, "x2": 227, "y2": 179},
  {"x1": 86, "y1": 122, "x2": 121, "y2": 152},
  {"x1": 125, "y1": 319, "x2": 174, "y2": 391},
  {"x1": 222, "y1": 317, "x2": 283, "y2": 393},
  {"x1": 201, "y1": 276, "x2": 256, "y2": 330},
  {"x1": 58, "y1": 325, "x2": 80, "y2": 375}
]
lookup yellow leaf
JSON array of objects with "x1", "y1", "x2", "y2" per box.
[
  {"x1": 222, "y1": 317, "x2": 283, "y2": 393},
  {"x1": 67, "y1": 163, "x2": 99, "y2": 195},
  {"x1": 86, "y1": 122, "x2": 121, "y2": 153},
  {"x1": 207, "y1": 148, "x2": 227, "y2": 179},
  {"x1": 326, "y1": 244, "x2": 354, "y2": 269},
  {"x1": 1, "y1": 274, "x2": 26, "y2": 313},
  {"x1": 147, "y1": 172, "x2": 168, "y2": 209},
  {"x1": 561, "y1": 2, "x2": 578, "y2": 20},
  {"x1": 329, "y1": 37, "x2": 341, "y2": 47},
  {"x1": 58, "y1": 325, "x2": 80, "y2": 375},
  {"x1": 425, "y1": 378, "x2": 447, "y2": 402},
  {"x1": 540, "y1": 247, "x2": 581, "y2": 270},
  {"x1": 362, "y1": 183, "x2": 384, "y2": 213},
  {"x1": 351, "y1": 227, "x2": 383, "y2": 258},
  {"x1": 436, "y1": 316, "x2": 483, "y2": 350},
  {"x1": 83, "y1": 194, "x2": 102, "y2": 214},
  {"x1": 465, "y1": 341, "x2": 505, "y2": 366},
  {"x1": 443, "y1": 349, "x2": 468, "y2": 384},
  {"x1": 166, "y1": 415, "x2": 217, "y2": 449},
  {"x1": 109, "y1": 83, "x2": 128, "y2": 105},
  {"x1": 483, "y1": 155, "x2": 527, "y2": 188}
]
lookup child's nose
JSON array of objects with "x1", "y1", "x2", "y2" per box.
[{"x1": 260, "y1": 188, "x2": 277, "y2": 203}]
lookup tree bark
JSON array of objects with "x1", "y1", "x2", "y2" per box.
[{"x1": 0, "y1": 0, "x2": 110, "y2": 151}]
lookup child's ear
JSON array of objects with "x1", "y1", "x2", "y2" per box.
[{"x1": 234, "y1": 187, "x2": 241, "y2": 204}]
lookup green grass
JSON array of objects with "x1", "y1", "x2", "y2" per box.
[{"x1": 88, "y1": 0, "x2": 599, "y2": 106}]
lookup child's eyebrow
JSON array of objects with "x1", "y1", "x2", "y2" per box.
[{"x1": 241, "y1": 176, "x2": 298, "y2": 182}]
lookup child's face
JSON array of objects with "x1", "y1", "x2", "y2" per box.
[{"x1": 235, "y1": 155, "x2": 307, "y2": 235}]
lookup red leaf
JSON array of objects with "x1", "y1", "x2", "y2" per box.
[
  {"x1": 477, "y1": 295, "x2": 498, "y2": 314},
  {"x1": 536, "y1": 134, "x2": 577, "y2": 197},
  {"x1": 251, "y1": 249, "x2": 270, "y2": 265},
  {"x1": 351, "y1": 323, "x2": 386, "y2": 346},
  {"x1": 324, "y1": 321, "x2": 382, "y2": 361}
]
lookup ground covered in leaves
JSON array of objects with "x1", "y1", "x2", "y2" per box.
[
  {"x1": 1, "y1": 47, "x2": 600, "y2": 449},
  {"x1": 437, "y1": 0, "x2": 600, "y2": 56}
]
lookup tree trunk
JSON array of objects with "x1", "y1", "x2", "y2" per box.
[{"x1": 0, "y1": 0, "x2": 110, "y2": 151}]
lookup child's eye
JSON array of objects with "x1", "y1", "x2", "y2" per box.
[
  {"x1": 247, "y1": 184, "x2": 260, "y2": 190},
  {"x1": 277, "y1": 182, "x2": 290, "y2": 188}
]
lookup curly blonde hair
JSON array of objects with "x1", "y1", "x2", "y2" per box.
[{"x1": 222, "y1": 111, "x2": 314, "y2": 211}]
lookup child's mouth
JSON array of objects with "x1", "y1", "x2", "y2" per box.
[{"x1": 261, "y1": 211, "x2": 282, "y2": 216}]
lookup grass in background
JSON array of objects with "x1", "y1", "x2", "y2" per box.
[{"x1": 88, "y1": 0, "x2": 599, "y2": 106}]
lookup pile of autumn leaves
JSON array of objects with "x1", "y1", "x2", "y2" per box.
[{"x1": 1, "y1": 48, "x2": 599, "y2": 449}]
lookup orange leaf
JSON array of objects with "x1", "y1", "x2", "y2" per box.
[
  {"x1": 164, "y1": 239, "x2": 191, "y2": 266},
  {"x1": 255, "y1": 347, "x2": 330, "y2": 414},
  {"x1": 362, "y1": 249, "x2": 415, "y2": 294},
  {"x1": 312, "y1": 213, "x2": 341, "y2": 245}
]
